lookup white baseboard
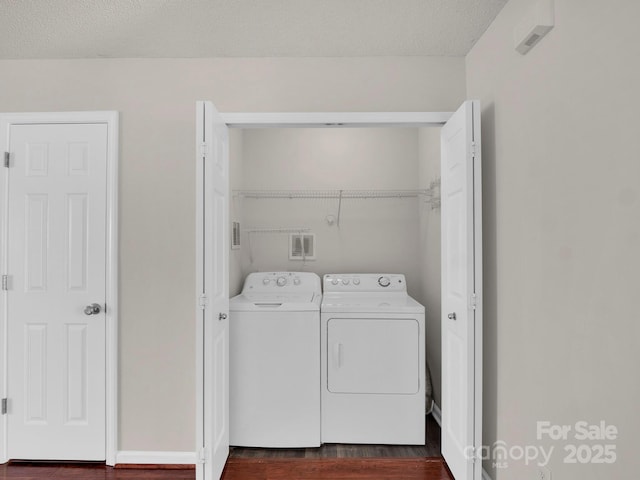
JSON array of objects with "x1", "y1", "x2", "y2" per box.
[
  {"x1": 115, "y1": 450, "x2": 196, "y2": 465},
  {"x1": 430, "y1": 404, "x2": 492, "y2": 480}
]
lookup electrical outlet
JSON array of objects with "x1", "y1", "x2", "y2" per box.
[{"x1": 538, "y1": 466, "x2": 552, "y2": 480}]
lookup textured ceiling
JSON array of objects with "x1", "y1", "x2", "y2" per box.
[{"x1": 0, "y1": 0, "x2": 508, "y2": 59}]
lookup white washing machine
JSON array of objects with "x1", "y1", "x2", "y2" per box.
[
  {"x1": 321, "y1": 273, "x2": 425, "y2": 445},
  {"x1": 229, "y1": 271, "x2": 321, "y2": 447}
]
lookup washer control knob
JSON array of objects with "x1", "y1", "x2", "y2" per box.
[
  {"x1": 263, "y1": 277, "x2": 271, "y2": 285},
  {"x1": 378, "y1": 276, "x2": 391, "y2": 287},
  {"x1": 331, "y1": 278, "x2": 339, "y2": 285},
  {"x1": 293, "y1": 277, "x2": 301, "y2": 285},
  {"x1": 276, "y1": 276, "x2": 287, "y2": 287},
  {"x1": 342, "y1": 278, "x2": 350, "y2": 285},
  {"x1": 353, "y1": 278, "x2": 360, "y2": 285}
]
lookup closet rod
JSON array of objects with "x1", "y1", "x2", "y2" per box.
[
  {"x1": 234, "y1": 189, "x2": 428, "y2": 199},
  {"x1": 244, "y1": 227, "x2": 311, "y2": 234}
]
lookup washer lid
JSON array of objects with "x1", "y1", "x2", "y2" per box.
[
  {"x1": 230, "y1": 292, "x2": 321, "y2": 312},
  {"x1": 244, "y1": 292, "x2": 314, "y2": 304},
  {"x1": 321, "y1": 293, "x2": 424, "y2": 314}
]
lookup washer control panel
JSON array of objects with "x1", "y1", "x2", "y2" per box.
[
  {"x1": 243, "y1": 271, "x2": 321, "y2": 293},
  {"x1": 323, "y1": 274, "x2": 406, "y2": 293}
]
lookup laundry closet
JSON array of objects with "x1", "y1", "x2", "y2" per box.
[
  {"x1": 226, "y1": 125, "x2": 443, "y2": 438},
  {"x1": 196, "y1": 102, "x2": 482, "y2": 480}
]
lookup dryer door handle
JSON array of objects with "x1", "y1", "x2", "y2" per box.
[{"x1": 333, "y1": 343, "x2": 343, "y2": 368}]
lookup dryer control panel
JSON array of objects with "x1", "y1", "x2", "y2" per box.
[
  {"x1": 242, "y1": 271, "x2": 321, "y2": 293},
  {"x1": 323, "y1": 274, "x2": 407, "y2": 293}
]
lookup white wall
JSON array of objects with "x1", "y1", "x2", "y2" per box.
[
  {"x1": 237, "y1": 128, "x2": 423, "y2": 297},
  {"x1": 0, "y1": 56, "x2": 466, "y2": 453},
  {"x1": 466, "y1": 0, "x2": 640, "y2": 478},
  {"x1": 417, "y1": 128, "x2": 442, "y2": 405}
]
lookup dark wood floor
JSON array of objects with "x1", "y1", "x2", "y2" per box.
[
  {"x1": 230, "y1": 414, "x2": 441, "y2": 459},
  {"x1": 222, "y1": 458, "x2": 453, "y2": 480},
  {"x1": 0, "y1": 462, "x2": 195, "y2": 479}
]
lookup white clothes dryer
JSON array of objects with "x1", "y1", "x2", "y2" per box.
[
  {"x1": 230, "y1": 272, "x2": 321, "y2": 448},
  {"x1": 321, "y1": 273, "x2": 425, "y2": 445}
]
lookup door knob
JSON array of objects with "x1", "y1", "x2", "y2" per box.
[
  {"x1": 447, "y1": 312, "x2": 457, "y2": 320},
  {"x1": 218, "y1": 313, "x2": 227, "y2": 321},
  {"x1": 84, "y1": 303, "x2": 102, "y2": 315}
]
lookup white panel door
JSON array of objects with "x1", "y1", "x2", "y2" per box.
[
  {"x1": 197, "y1": 101, "x2": 230, "y2": 480},
  {"x1": 441, "y1": 101, "x2": 482, "y2": 480},
  {"x1": 6, "y1": 123, "x2": 107, "y2": 460}
]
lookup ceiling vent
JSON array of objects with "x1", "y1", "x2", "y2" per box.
[{"x1": 514, "y1": 0, "x2": 555, "y2": 55}]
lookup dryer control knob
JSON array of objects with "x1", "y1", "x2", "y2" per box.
[
  {"x1": 353, "y1": 278, "x2": 360, "y2": 285},
  {"x1": 331, "y1": 278, "x2": 339, "y2": 285},
  {"x1": 293, "y1": 277, "x2": 301, "y2": 285},
  {"x1": 262, "y1": 277, "x2": 271, "y2": 285},
  {"x1": 342, "y1": 279, "x2": 350, "y2": 285},
  {"x1": 276, "y1": 276, "x2": 287, "y2": 287},
  {"x1": 378, "y1": 276, "x2": 391, "y2": 287}
]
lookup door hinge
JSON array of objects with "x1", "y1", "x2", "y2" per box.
[
  {"x1": 199, "y1": 294, "x2": 208, "y2": 310},
  {"x1": 197, "y1": 447, "x2": 207, "y2": 464},
  {"x1": 1, "y1": 398, "x2": 7, "y2": 415},
  {"x1": 470, "y1": 142, "x2": 477, "y2": 159},
  {"x1": 1, "y1": 275, "x2": 8, "y2": 291},
  {"x1": 200, "y1": 142, "x2": 209, "y2": 159},
  {"x1": 470, "y1": 293, "x2": 477, "y2": 310},
  {"x1": 3, "y1": 152, "x2": 9, "y2": 168}
]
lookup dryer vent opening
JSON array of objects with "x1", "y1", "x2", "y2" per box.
[{"x1": 289, "y1": 233, "x2": 316, "y2": 260}]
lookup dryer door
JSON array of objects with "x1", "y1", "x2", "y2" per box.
[{"x1": 327, "y1": 318, "x2": 420, "y2": 394}]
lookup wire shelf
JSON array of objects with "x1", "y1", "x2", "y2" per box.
[
  {"x1": 244, "y1": 227, "x2": 311, "y2": 234},
  {"x1": 234, "y1": 189, "x2": 428, "y2": 199}
]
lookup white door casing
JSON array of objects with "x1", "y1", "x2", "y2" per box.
[
  {"x1": 0, "y1": 112, "x2": 118, "y2": 465},
  {"x1": 196, "y1": 101, "x2": 230, "y2": 480},
  {"x1": 440, "y1": 100, "x2": 483, "y2": 480}
]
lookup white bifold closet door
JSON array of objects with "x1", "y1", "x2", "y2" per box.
[
  {"x1": 441, "y1": 100, "x2": 483, "y2": 480},
  {"x1": 196, "y1": 101, "x2": 230, "y2": 480},
  {"x1": 6, "y1": 123, "x2": 108, "y2": 461}
]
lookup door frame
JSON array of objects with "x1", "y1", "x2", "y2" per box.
[
  {"x1": 221, "y1": 111, "x2": 452, "y2": 128},
  {"x1": 196, "y1": 108, "x2": 487, "y2": 479},
  {"x1": 0, "y1": 111, "x2": 119, "y2": 465}
]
